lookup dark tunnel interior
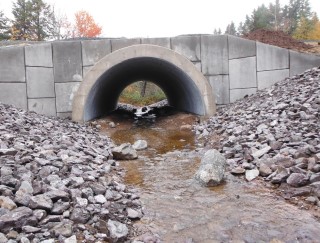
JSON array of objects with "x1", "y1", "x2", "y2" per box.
[{"x1": 84, "y1": 57, "x2": 205, "y2": 121}]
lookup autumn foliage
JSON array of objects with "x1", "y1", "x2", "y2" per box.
[{"x1": 74, "y1": 10, "x2": 102, "y2": 38}]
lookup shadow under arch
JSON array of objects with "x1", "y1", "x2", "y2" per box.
[{"x1": 72, "y1": 44, "x2": 215, "y2": 122}]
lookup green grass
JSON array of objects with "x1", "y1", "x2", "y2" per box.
[{"x1": 119, "y1": 81, "x2": 166, "y2": 106}]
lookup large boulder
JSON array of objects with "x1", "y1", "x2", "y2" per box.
[
  {"x1": 195, "y1": 149, "x2": 226, "y2": 186},
  {"x1": 112, "y1": 143, "x2": 138, "y2": 160}
]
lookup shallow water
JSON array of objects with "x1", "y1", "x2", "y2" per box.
[{"x1": 99, "y1": 112, "x2": 320, "y2": 242}]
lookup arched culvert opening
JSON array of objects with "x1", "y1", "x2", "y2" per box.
[{"x1": 72, "y1": 45, "x2": 216, "y2": 122}]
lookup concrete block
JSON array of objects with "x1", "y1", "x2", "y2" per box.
[
  {"x1": 228, "y1": 35, "x2": 256, "y2": 59},
  {"x1": 171, "y1": 35, "x2": 201, "y2": 61},
  {"x1": 55, "y1": 82, "x2": 81, "y2": 113},
  {"x1": 0, "y1": 83, "x2": 27, "y2": 109},
  {"x1": 53, "y1": 41, "x2": 82, "y2": 82},
  {"x1": 141, "y1": 37, "x2": 170, "y2": 48},
  {"x1": 201, "y1": 35, "x2": 228, "y2": 75},
  {"x1": 0, "y1": 46, "x2": 25, "y2": 82},
  {"x1": 290, "y1": 51, "x2": 320, "y2": 76},
  {"x1": 229, "y1": 57, "x2": 257, "y2": 89},
  {"x1": 82, "y1": 39, "x2": 111, "y2": 66},
  {"x1": 26, "y1": 67, "x2": 55, "y2": 98},
  {"x1": 111, "y1": 38, "x2": 141, "y2": 52},
  {"x1": 230, "y1": 88, "x2": 257, "y2": 103},
  {"x1": 257, "y1": 42, "x2": 289, "y2": 71},
  {"x1": 57, "y1": 112, "x2": 72, "y2": 118},
  {"x1": 257, "y1": 69, "x2": 289, "y2": 90},
  {"x1": 25, "y1": 43, "x2": 53, "y2": 67},
  {"x1": 207, "y1": 75, "x2": 229, "y2": 104},
  {"x1": 28, "y1": 98, "x2": 56, "y2": 116}
]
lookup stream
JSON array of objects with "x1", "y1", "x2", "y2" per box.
[{"x1": 98, "y1": 111, "x2": 320, "y2": 242}]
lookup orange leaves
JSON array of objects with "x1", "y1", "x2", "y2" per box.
[{"x1": 74, "y1": 10, "x2": 102, "y2": 38}]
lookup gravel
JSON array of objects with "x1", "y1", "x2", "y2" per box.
[
  {"x1": 196, "y1": 66, "x2": 320, "y2": 201},
  {"x1": 0, "y1": 103, "x2": 143, "y2": 242}
]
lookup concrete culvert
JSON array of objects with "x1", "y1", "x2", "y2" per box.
[{"x1": 72, "y1": 44, "x2": 215, "y2": 122}]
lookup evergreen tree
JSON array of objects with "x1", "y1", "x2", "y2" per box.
[
  {"x1": 283, "y1": 0, "x2": 312, "y2": 34},
  {"x1": 0, "y1": 10, "x2": 10, "y2": 40},
  {"x1": 29, "y1": 0, "x2": 55, "y2": 40},
  {"x1": 11, "y1": 0, "x2": 55, "y2": 40},
  {"x1": 11, "y1": 0, "x2": 32, "y2": 40},
  {"x1": 250, "y1": 4, "x2": 274, "y2": 30},
  {"x1": 225, "y1": 21, "x2": 237, "y2": 35}
]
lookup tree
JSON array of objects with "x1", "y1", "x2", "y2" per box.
[
  {"x1": 51, "y1": 11, "x2": 73, "y2": 40},
  {"x1": 0, "y1": 10, "x2": 10, "y2": 40},
  {"x1": 74, "y1": 10, "x2": 102, "y2": 38},
  {"x1": 11, "y1": 0, "x2": 55, "y2": 40},
  {"x1": 213, "y1": 28, "x2": 221, "y2": 35},
  {"x1": 250, "y1": 4, "x2": 274, "y2": 31},
  {"x1": 292, "y1": 16, "x2": 313, "y2": 39},
  {"x1": 29, "y1": 0, "x2": 55, "y2": 40},
  {"x1": 225, "y1": 21, "x2": 237, "y2": 35},
  {"x1": 308, "y1": 14, "x2": 320, "y2": 39},
  {"x1": 283, "y1": 0, "x2": 312, "y2": 34},
  {"x1": 11, "y1": 0, "x2": 32, "y2": 40}
]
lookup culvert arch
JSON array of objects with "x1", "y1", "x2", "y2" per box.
[{"x1": 72, "y1": 44, "x2": 216, "y2": 122}]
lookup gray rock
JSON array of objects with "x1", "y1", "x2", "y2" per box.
[
  {"x1": 245, "y1": 169, "x2": 259, "y2": 181},
  {"x1": 133, "y1": 140, "x2": 148, "y2": 150},
  {"x1": 0, "y1": 148, "x2": 18, "y2": 156},
  {"x1": 52, "y1": 222, "x2": 73, "y2": 237},
  {"x1": 107, "y1": 219, "x2": 128, "y2": 239},
  {"x1": 94, "y1": 195, "x2": 106, "y2": 204},
  {"x1": 22, "y1": 226, "x2": 41, "y2": 233},
  {"x1": 33, "y1": 209, "x2": 47, "y2": 221},
  {"x1": 271, "y1": 166, "x2": 290, "y2": 184},
  {"x1": 29, "y1": 194, "x2": 53, "y2": 210},
  {"x1": 0, "y1": 232, "x2": 8, "y2": 243},
  {"x1": 64, "y1": 235, "x2": 77, "y2": 243},
  {"x1": 51, "y1": 201, "x2": 70, "y2": 214},
  {"x1": 0, "y1": 206, "x2": 33, "y2": 233},
  {"x1": 259, "y1": 163, "x2": 273, "y2": 177},
  {"x1": 251, "y1": 146, "x2": 271, "y2": 159},
  {"x1": 194, "y1": 149, "x2": 226, "y2": 186},
  {"x1": 19, "y1": 181, "x2": 34, "y2": 194},
  {"x1": 112, "y1": 143, "x2": 138, "y2": 160},
  {"x1": 45, "y1": 190, "x2": 69, "y2": 201},
  {"x1": 127, "y1": 208, "x2": 143, "y2": 219},
  {"x1": 230, "y1": 167, "x2": 245, "y2": 175},
  {"x1": 287, "y1": 173, "x2": 309, "y2": 187},
  {"x1": 0, "y1": 196, "x2": 17, "y2": 210},
  {"x1": 70, "y1": 208, "x2": 90, "y2": 224}
]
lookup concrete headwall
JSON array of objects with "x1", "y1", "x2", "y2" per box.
[{"x1": 0, "y1": 35, "x2": 319, "y2": 118}]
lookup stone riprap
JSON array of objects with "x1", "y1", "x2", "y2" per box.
[
  {"x1": 0, "y1": 103, "x2": 143, "y2": 242},
  {"x1": 0, "y1": 36, "x2": 319, "y2": 120},
  {"x1": 196, "y1": 66, "x2": 320, "y2": 204}
]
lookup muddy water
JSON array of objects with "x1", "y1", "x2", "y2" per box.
[{"x1": 99, "y1": 112, "x2": 320, "y2": 242}]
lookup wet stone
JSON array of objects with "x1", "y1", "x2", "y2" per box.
[{"x1": 112, "y1": 143, "x2": 138, "y2": 160}]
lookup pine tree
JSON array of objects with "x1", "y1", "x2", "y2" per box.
[
  {"x1": 0, "y1": 10, "x2": 10, "y2": 40},
  {"x1": 284, "y1": 0, "x2": 312, "y2": 34},
  {"x1": 11, "y1": 0, "x2": 32, "y2": 40},
  {"x1": 225, "y1": 21, "x2": 237, "y2": 35},
  {"x1": 29, "y1": 0, "x2": 55, "y2": 40}
]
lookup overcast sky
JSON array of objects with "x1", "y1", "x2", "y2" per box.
[{"x1": 1, "y1": 0, "x2": 319, "y2": 38}]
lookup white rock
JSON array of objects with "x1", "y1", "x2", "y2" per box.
[{"x1": 245, "y1": 169, "x2": 259, "y2": 181}]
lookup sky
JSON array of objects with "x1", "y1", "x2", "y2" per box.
[{"x1": 0, "y1": 0, "x2": 319, "y2": 38}]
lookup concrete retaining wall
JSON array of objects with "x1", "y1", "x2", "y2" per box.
[{"x1": 0, "y1": 35, "x2": 319, "y2": 118}]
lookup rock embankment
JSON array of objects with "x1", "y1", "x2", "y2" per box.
[
  {"x1": 0, "y1": 104, "x2": 142, "y2": 242},
  {"x1": 196, "y1": 66, "x2": 320, "y2": 205}
]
